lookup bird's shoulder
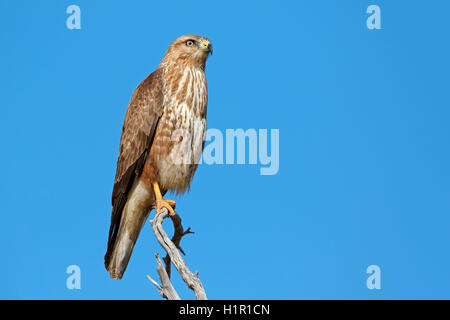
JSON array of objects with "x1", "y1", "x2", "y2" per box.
[
  {"x1": 114, "y1": 68, "x2": 165, "y2": 186},
  {"x1": 126, "y1": 68, "x2": 165, "y2": 118}
]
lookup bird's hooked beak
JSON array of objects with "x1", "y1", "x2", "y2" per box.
[{"x1": 199, "y1": 40, "x2": 213, "y2": 56}]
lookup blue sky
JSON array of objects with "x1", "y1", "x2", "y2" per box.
[{"x1": 1, "y1": 0, "x2": 449, "y2": 299}]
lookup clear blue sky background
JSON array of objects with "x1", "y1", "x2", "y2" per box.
[{"x1": 1, "y1": 0, "x2": 449, "y2": 299}]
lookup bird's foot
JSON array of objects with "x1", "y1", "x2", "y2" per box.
[
  {"x1": 152, "y1": 181, "x2": 176, "y2": 216},
  {"x1": 156, "y1": 198, "x2": 176, "y2": 216}
]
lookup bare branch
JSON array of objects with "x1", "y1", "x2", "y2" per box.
[
  {"x1": 149, "y1": 208, "x2": 207, "y2": 300},
  {"x1": 162, "y1": 212, "x2": 194, "y2": 278},
  {"x1": 146, "y1": 253, "x2": 180, "y2": 300}
]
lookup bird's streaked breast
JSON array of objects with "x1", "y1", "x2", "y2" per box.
[{"x1": 150, "y1": 66, "x2": 208, "y2": 193}]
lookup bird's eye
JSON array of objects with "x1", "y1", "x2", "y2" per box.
[{"x1": 186, "y1": 40, "x2": 195, "y2": 47}]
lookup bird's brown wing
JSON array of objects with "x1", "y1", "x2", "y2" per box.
[{"x1": 105, "y1": 69, "x2": 164, "y2": 269}]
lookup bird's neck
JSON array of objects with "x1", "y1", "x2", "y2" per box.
[{"x1": 160, "y1": 53, "x2": 207, "y2": 71}]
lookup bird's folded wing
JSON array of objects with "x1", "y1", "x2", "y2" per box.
[{"x1": 105, "y1": 68, "x2": 164, "y2": 267}]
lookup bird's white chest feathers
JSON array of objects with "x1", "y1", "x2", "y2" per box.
[{"x1": 157, "y1": 68, "x2": 207, "y2": 192}]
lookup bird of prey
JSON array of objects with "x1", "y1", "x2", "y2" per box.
[{"x1": 105, "y1": 35, "x2": 213, "y2": 279}]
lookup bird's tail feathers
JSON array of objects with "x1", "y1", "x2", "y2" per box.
[{"x1": 105, "y1": 180, "x2": 154, "y2": 279}]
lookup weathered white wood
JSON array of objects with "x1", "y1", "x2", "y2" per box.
[
  {"x1": 149, "y1": 208, "x2": 207, "y2": 300},
  {"x1": 147, "y1": 253, "x2": 181, "y2": 300},
  {"x1": 162, "y1": 212, "x2": 194, "y2": 278}
]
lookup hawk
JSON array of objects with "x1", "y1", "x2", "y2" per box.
[{"x1": 105, "y1": 35, "x2": 213, "y2": 279}]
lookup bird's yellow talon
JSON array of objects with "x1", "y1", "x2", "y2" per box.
[
  {"x1": 153, "y1": 181, "x2": 176, "y2": 216},
  {"x1": 163, "y1": 199, "x2": 176, "y2": 208},
  {"x1": 156, "y1": 199, "x2": 176, "y2": 216}
]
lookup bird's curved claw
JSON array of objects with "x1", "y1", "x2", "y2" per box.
[{"x1": 156, "y1": 198, "x2": 176, "y2": 217}]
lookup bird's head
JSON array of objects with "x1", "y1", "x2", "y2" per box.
[{"x1": 162, "y1": 35, "x2": 213, "y2": 70}]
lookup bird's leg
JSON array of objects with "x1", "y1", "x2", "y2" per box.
[{"x1": 153, "y1": 181, "x2": 176, "y2": 217}]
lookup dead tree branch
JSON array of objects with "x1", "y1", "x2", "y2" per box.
[
  {"x1": 146, "y1": 253, "x2": 180, "y2": 300},
  {"x1": 147, "y1": 207, "x2": 207, "y2": 300}
]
